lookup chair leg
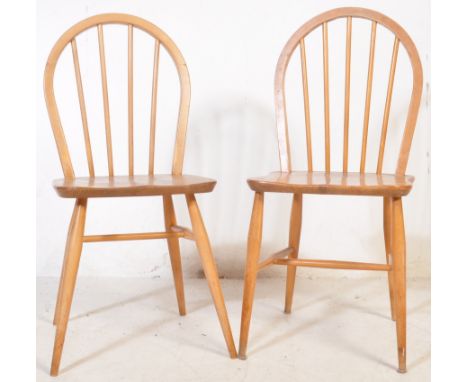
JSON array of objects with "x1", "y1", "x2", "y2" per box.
[
  {"x1": 392, "y1": 197, "x2": 407, "y2": 373},
  {"x1": 284, "y1": 193, "x2": 303, "y2": 313},
  {"x1": 53, "y1": 203, "x2": 79, "y2": 325},
  {"x1": 185, "y1": 194, "x2": 237, "y2": 358},
  {"x1": 383, "y1": 197, "x2": 396, "y2": 321},
  {"x1": 163, "y1": 195, "x2": 186, "y2": 316},
  {"x1": 239, "y1": 192, "x2": 264, "y2": 360},
  {"x1": 50, "y1": 198, "x2": 87, "y2": 376}
]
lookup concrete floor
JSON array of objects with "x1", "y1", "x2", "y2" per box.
[{"x1": 37, "y1": 276, "x2": 430, "y2": 381}]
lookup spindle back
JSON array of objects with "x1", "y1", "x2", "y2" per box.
[
  {"x1": 44, "y1": 13, "x2": 191, "y2": 178},
  {"x1": 274, "y1": 7, "x2": 423, "y2": 175}
]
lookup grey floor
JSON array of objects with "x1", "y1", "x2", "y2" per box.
[{"x1": 37, "y1": 276, "x2": 430, "y2": 381}]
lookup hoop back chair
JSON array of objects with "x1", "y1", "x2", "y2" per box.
[
  {"x1": 44, "y1": 13, "x2": 237, "y2": 376},
  {"x1": 239, "y1": 8, "x2": 423, "y2": 373}
]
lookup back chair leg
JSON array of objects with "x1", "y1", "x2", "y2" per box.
[
  {"x1": 383, "y1": 197, "x2": 396, "y2": 321},
  {"x1": 239, "y1": 192, "x2": 264, "y2": 359},
  {"x1": 51, "y1": 198, "x2": 87, "y2": 376},
  {"x1": 53, "y1": 203, "x2": 79, "y2": 325},
  {"x1": 284, "y1": 193, "x2": 303, "y2": 313},
  {"x1": 185, "y1": 194, "x2": 237, "y2": 358},
  {"x1": 163, "y1": 195, "x2": 186, "y2": 316},
  {"x1": 392, "y1": 197, "x2": 407, "y2": 373}
]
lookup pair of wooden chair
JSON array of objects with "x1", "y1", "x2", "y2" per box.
[{"x1": 44, "y1": 8, "x2": 422, "y2": 376}]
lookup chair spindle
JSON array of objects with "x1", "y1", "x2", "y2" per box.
[
  {"x1": 300, "y1": 38, "x2": 313, "y2": 171},
  {"x1": 128, "y1": 25, "x2": 134, "y2": 176},
  {"x1": 71, "y1": 38, "x2": 94, "y2": 177},
  {"x1": 360, "y1": 21, "x2": 377, "y2": 173},
  {"x1": 322, "y1": 22, "x2": 330, "y2": 172},
  {"x1": 97, "y1": 25, "x2": 114, "y2": 176},
  {"x1": 377, "y1": 37, "x2": 400, "y2": 174},
  {"x1": 343, "y1": 17, "x2": 352, "y2": 173},
  {"x1": 149, "y1": 40, "x2": 161, "y2": 175}
]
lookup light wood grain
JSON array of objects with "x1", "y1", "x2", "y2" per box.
[
  {"x1": 163, "y1": 195, "x2": 186, "y2": 316},
  {"x1": 242, "y1": 7, "x2": 423, "y2": 372},
  {"x1": 97, "y1": 25, "x2": 114, "y2": 176},
  {"x1": 44, "y1": 13, "x2": 192, "y2": 178},
  {"x1": 53, "y1": 174, "x2": 216, "y2": 198},
  {"x1": 170, "y1": 225, "x2": 195, "y2": 241},
  {"x1": 384, "y1": 197, "x2": 396, "y2": 321},
  {"x1": 149, "y1": 40, "x2": 161, "y2": 175},
  {"x1": 248, "y1": 171, "x2": 414, "y2": 196},
  {"x1": 257, "y1": 247, "x2": 293, "y2": 271},
  {"x1": 273, "y1": 7, "x2": 422, "y2": 175},
  {"x1": 186, "y1": 194, "x2": 237, "y2": 358},
  {"x1": 51, "y1": 199, "x2": 87, "y2": 376},
  {"x1": 128, "y1": 25, "x2": 134, "y2": 176},
  {"x1": 322, "y1": 22, "x2": 330, "y2": 172},
  {"x1": 82, "y1": 231, "x2": 183, "y2": 242},
  {"x1": 44, "y1": 14, "x2": 231, "y2": 375},
  {"x1": 343, "y1": 17, "x2": 352, "y2": 172},
  {"x1": 71, "y1": 38, "x2": 94, "y2": 176},
  {"x1": 300, "y1": 39, "x2": 313, "y2": 171},
  {"x1": 377, "y1": 37, "x2": 400, "y2": 174},
  {"x1": 273, "y1": 258, "x2": 391, "y2": 271},
  {"x1": 239, "y1": 192, "x2": 264, "y2": 359},
  {"x1": 53, "y1": 202, "x2": 79, "y2": 326},
  {"x1": 360, "y1": 21, "x2": 377, "y2": 173},
  {"x1": 392, "y1": 197, "x2": 407, "y2": 373},
  {"x1": 284, "y1": 193, "x2": 303, "y2": 313}
]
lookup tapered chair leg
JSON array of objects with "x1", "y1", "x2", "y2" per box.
[
  {"x1": 383, "y1": 197, "x2": 396, "y2": 321},
  {"x1": 50, "y1": 198, "x2": 87, "y2": 376},
  {"x1": 284, "y1": 193, "x2": 303, "y2": 313},
  {"x1": 392, "y1": 197, "x2": 407, "y2": 373},
  {"x1": 239, "y1": 192, "x2": 264, "y2": 359},
  {"x1": 53, "y1": 203, "x2": 79, "y2": 325},
  {"x1": 163, "y1": 195, "x2": 186, "y2": 316},
  {"x1": 185, "y1": 194, "x2": 237, "y2": 358}
]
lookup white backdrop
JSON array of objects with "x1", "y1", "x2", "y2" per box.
[{"x1": 37, "y1": 0, "x2": 430, "y2": 279}]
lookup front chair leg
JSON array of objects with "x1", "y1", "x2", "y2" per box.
[
  {"x1": 163, "y1": 195, "x2": 186, "y2": 316},
  {"x1": 392, "y1": 197, "x2": 407, "y2": 373},
  {"x1": 53, "y1": 202, "x2": 79, "y2": 325},
  {"x1": 185, "y1": 194, "x2": 237, "y2": 358},
  {"x1": 284, "y1": 193, "x2": 303, "y2": 313},
  {"x1": 50, "y1": 198, "x2": 87, "y2": 376},
  {"x1": 239, "y1": 192, "x2": 264, "y2": 359}
]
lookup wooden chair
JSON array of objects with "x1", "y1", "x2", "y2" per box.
[
  {"x1": 44, "y1": 13, "x2": 237, "y2": 376},
  {"x1": 238, "y1": 8, "x2": 423, "y2": 373}
]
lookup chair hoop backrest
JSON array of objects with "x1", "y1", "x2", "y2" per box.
[
  {"x1": 274, "y1": 7, "x2": 423, "y2": 175},
  {"x1": 44, "y1": 13, "x2": 191, "y2": 178}
]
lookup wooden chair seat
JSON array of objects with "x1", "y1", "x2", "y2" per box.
[
  {"x1": 53, "y1": 174, "x2": 216, "y2": 198},
  {"x1": 247, "y1": 171, "x2": 414, "y2": 196}
]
